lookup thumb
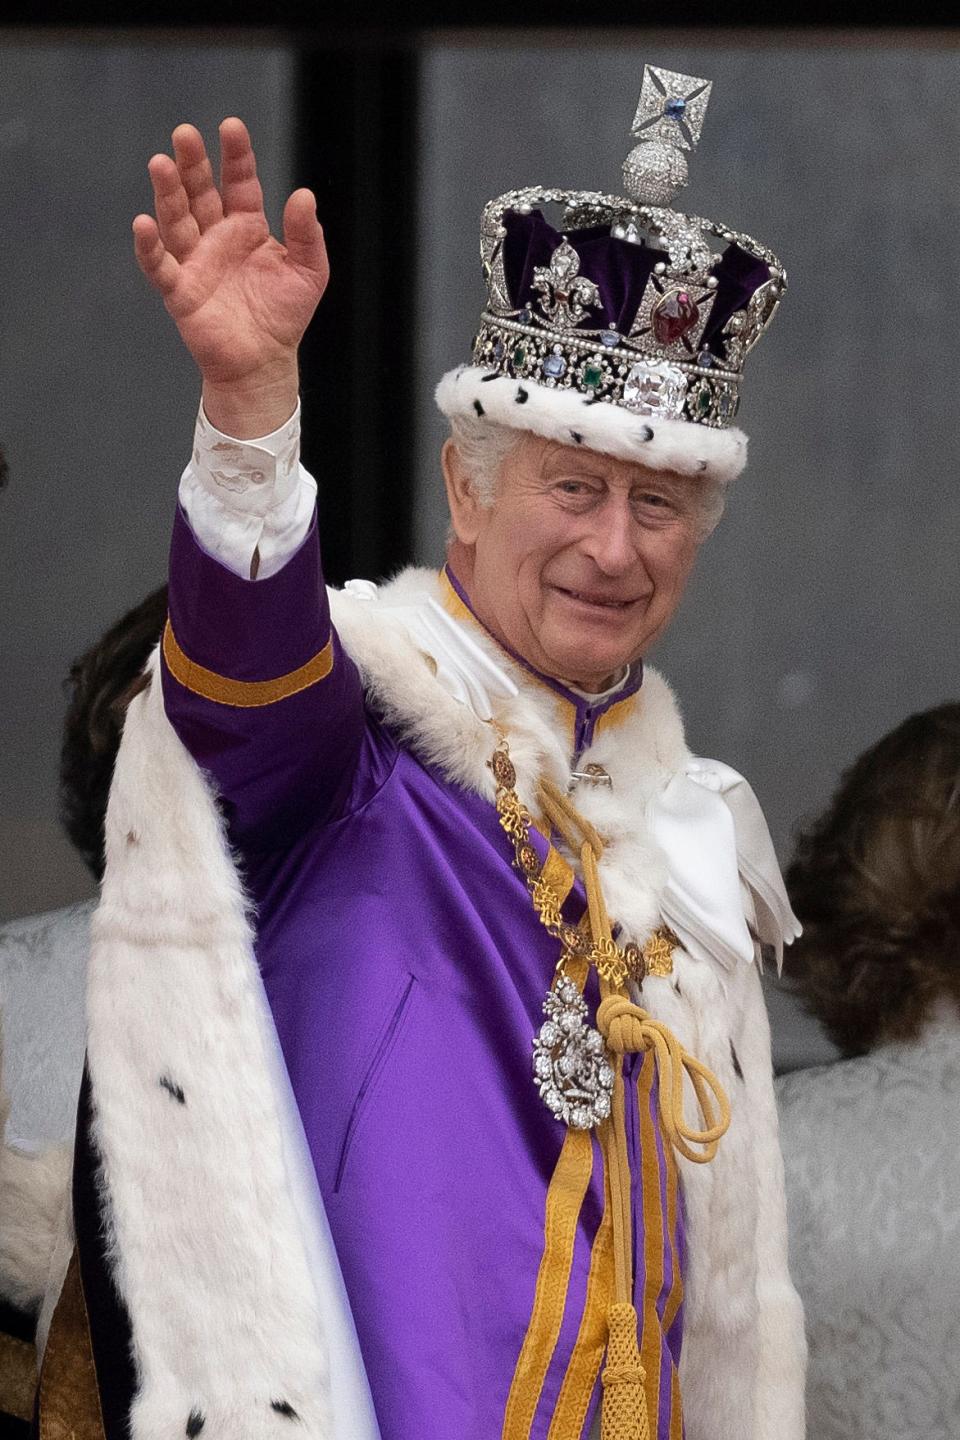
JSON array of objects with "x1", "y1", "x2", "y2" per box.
[{"x1": 283, "y1": 188, "x2": 329, "y2": 288}]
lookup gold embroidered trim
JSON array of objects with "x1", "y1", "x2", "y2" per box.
[
  {"x1": 637, "y1": 1057, "x2": 666, "y2": 1430},
  {"x1": 501, "y1": 1128, "x2": 595, "y2": 1440},
  {"x1": 38, "y1": 1249, "x2": 106, "y2": 1440},
  {"x1": 546, "y1": 1151, "x2": 615, "y2": 1439},
  {"x1": 661, "y1": 1116, "x2": 683, "y2": 1340},
  {"x1": 642, "y1": 928, "x2": 679, "y2": 979},
  {"x1": 162, "y1": 619, "x2": 333, "y2": 708},
  {"x1": 0, "y1": 1330, "x2": 36, "y2": 1422}
]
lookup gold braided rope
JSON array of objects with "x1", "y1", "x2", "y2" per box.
[
  {"x1": 493, "y1": 746, "x2": 648, "y2": 987},
  {"x1": 490, "y1": 736, "x2": 731, "y2": 1440}
]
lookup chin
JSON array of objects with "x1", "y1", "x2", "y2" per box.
[{"x1": 548, "y1": 637, "x2": 635, "y2": 689}]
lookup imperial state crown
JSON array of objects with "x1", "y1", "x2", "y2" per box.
[{"x1": 436, "y1": 64, "x2": 786, "y2": 485}]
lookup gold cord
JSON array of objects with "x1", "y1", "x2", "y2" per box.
[{"x1": 491, "y1": 736, "x2": 731, "y2": 1440}]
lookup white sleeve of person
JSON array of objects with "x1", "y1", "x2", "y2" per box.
[{"x1": 178, "y1": 402, "x2": 317, "y2": 580}]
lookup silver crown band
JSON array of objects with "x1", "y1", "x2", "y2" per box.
[{"x1": 473, "y1": 314, "x2": 741, "y2": 429}]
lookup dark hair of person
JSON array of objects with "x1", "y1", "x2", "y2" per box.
[
  {"x1": 59, "y1": 586, "x2": 169, "y2": 881},
  {"x1": 785, "y1": 703, "x2": 960, "y2": 1057}
]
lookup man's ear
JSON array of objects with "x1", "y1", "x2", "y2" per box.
[{"x1": 441, "y1": 439, "x2": 483, "y2": 545}]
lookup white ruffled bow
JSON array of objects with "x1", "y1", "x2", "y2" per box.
[{"x1": 646, "y1": 760, "x2": 801, "y2": 975}]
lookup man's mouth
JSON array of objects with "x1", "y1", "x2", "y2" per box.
[{"x1": 552, "y1": 586, "x2": 638, "y2": 611}]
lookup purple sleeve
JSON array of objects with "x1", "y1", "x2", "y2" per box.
[{"x1": 161, "y1": 504, "x2": 369, "y2": 846}]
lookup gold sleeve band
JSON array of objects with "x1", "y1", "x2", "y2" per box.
[{"x1": 162, "y1": 619, "x2": 334, "y2": 708}]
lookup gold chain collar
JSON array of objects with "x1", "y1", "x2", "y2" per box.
[{"x1": 490, "y1": 735, "x2": 677, "y2": 988}]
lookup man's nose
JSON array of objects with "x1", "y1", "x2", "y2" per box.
[{"x1": 579, "y1": 496, "x2": 638, "y2": 575}]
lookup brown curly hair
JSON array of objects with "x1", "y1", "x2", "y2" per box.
[
  {"x1": 785, "y1": 704, "x2": 960, "y2": 1056},
  {"x1": 59, "y1": 586, "x2": 168, "y2": 880}
]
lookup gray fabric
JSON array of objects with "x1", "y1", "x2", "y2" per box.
[
  {"x1": 0, "y1": 902, "x2": 91, "y2": 1144},
  {"x1": 762, "y1": 969, "x2": 840, "y2": 1075},
  {"x1": 776, "y1": 1017, "x2": 960, "y2": 1439}
]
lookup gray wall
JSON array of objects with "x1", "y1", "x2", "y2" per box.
[
  {"x1": 414, "y1": 35, "x2": 960, "y2": 862},
  {"x1": 0, "y1": 36, "x2": 294, "y2": 920}
]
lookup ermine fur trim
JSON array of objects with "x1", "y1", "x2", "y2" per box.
[{"x1": 435, "y1": 366, "x2": 748, "y2": 484}]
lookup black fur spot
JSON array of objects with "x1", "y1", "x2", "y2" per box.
[
  {"x1": 570, "y1": 430, "x2": 584, "y2": 445},
  {"x1": 480, "y1": 371, "x2": 499, "y2": 382},
  {"x1": 583, "y1": 395, "x2": 603, "y2": 406},
  {"x1": 640, "y1": 425, "x2": 654, "y2": 441},
  {"x1": 472, "y1": 399, "x2": 485, "y2": 417},
  {"x1": 698, "y1": 460, "x2": 708, "y2": 472},
  {"x1": 515, "y1": 386, "x2": 529, "y2": 404},
  {"x1": 159, "y1": 1075, "x2": 186, "y2": 1105},
  {"x1": 271, "y1": 1400, "x2": 300, "y2": 1420},
  {"x1": 186, "y1": 1409, "x2": 205, "y2": 1437},
  {"x1": 730, "y1": 1040, "x2": 744, "y2": 1080}
]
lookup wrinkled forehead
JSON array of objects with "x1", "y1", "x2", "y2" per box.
[{"x1": 499, "y1": 431, "x2": 698, "y2": 492}]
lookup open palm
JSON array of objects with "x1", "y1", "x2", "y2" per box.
[{"x1": 133, "y1": 118, "x2": 329, "y2": 387}]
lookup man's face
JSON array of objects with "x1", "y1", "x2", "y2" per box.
[{"x1": 444, "y1": 432, "x2": 706, "y2": 692}]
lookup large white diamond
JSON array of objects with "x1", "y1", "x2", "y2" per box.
[{"x1": 622, "y1": 361, "x2": 687, "y2": 418}]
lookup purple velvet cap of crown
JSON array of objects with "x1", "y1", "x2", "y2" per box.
[{"x1": 501, "y1": 209, "x2": 771, "y2": 359}]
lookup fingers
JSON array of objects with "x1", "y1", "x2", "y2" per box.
[
  {"x1": 147, "y1": 152, "x2": 201, "y2": 263},
  {"x1": 171, "y1": 124, "x2": 224, "y2": 234},
  {"x1": 132, "y1": 214, "x2": 181, "y2": 297},
  {"x1": 219, "y1": 116, "x2": 265, "y2": 218},
  {"x1": 282, "y1": 189, "x2": 329, "y2": 285}
]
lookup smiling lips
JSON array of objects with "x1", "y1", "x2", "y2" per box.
[{"x1": 552, "y1": 585, "x2": 640, "y2": 611}]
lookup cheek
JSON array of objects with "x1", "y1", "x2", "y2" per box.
[
  {"x1": 513, "y1": 516, "x2": 576, "y2": 592},
  {"x1": 647, "y1": 534, "x2": 698, "y2": 603},
  {"x1": 477, "y1": 512, "x2": 554, "y2": 622}
]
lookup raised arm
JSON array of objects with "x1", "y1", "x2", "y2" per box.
[{"x1": 134, "y1": 120, "x2": 368, "y2": 845}]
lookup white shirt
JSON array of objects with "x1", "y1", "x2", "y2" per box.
[{"x1": 179, "y1": 403, "x2": 314, "y2": 580}]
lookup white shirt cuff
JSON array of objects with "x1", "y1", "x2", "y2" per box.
[{"x1": 178, "y1": 402, "x2": 317, "y2": 580}]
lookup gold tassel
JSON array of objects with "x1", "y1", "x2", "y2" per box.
[{"x1": 600, "y1": 1302, "x2": 650, "y2": 1440}]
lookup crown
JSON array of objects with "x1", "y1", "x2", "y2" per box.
[{"x1": 436, "y1": 65, "x2": 786, "y2": 485}]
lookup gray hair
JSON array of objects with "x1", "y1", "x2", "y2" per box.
[
  {"x1": 446, "y1": 414, "x2": 726, "y2": 538},
  {"x1": 694, "y1": 480, "x2": 726, "y2": 540},
  {"x1": 447, "y1": 415, "x2": 523, "y2": 506}
]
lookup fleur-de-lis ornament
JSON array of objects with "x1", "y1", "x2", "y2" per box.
[{"x1": 531, "y1": 240, "x2": 600, "y2": 331}]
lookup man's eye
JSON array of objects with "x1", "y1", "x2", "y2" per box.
[
  {"x1": 635, "y1": 492, "x2": 672, "y2": 509},
  {"x1": 556, "y1": 480, "x2": 594, "y2": 496}
]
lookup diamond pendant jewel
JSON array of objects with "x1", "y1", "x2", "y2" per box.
[{"x1": 532, "y1": 978, "x2": 614, "y2": 1130}]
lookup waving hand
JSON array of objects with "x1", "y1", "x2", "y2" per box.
[{"x1": 133, "y1": 118, "x2": 328, "y2": 433}]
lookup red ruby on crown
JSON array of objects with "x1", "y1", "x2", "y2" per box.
[{"x1": 651, "y1": 288, "x2": 700, "y2": 345}]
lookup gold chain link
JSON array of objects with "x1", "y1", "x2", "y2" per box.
[{"x1": 489, "y1": 734, "x2": 674, "y2": 987}]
